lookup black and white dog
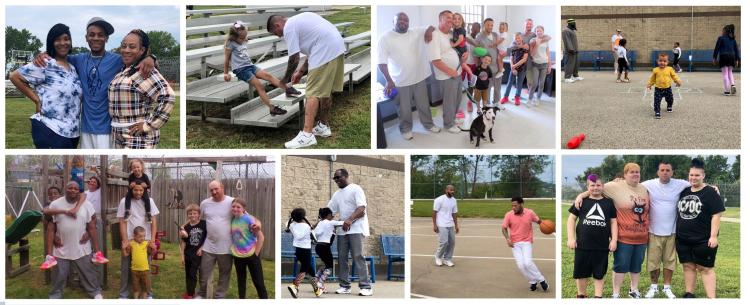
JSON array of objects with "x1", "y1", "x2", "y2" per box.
[{"x1": 460, "y1": 106, "x2": 500, "y2": 148}]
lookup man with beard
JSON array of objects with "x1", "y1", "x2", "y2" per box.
[
  {"x1": 502, "y1": 197, "x2": 549, "y2": 292},
  {"x1": 378, "y1": 12, "x2": 440, "y2": 140},
  {"x1": 327, "y1": 169, "x2": 372, "y2": 296},
  {"x1": 432, "y1": 184, "x2": 459, "y2": 267}
]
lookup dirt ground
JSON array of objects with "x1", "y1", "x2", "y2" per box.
[
  {"x1": 561, "y1": 71, "x2": 740, "y2": 149},
  {"x1": 410, "y1": 217, "x2": 556, "y2": 298}
]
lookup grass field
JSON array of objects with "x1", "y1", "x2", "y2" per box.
[
  {"x1": 410, "y1": 199, "x2": 555, "y2": 221},
  {"x1": 186, "y1": 7, "x2": 371, "y2": 149},
  {"x1": 5, "y1": 97, "x2": 181, "y2": 149},
  {"x1": 5, "y1": 223, "x2": 274, "y2": 299},
  {"x1": 560, "y1": 210, "x2": 741, "y2": 298}
]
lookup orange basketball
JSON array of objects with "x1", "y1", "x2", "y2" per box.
[{"x1": 539, "y1": 219, "x2": 555, "y2": 234}]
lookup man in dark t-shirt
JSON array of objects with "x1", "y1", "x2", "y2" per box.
[
  {"x1": 675, "y1": 159, "x2": 724, "y2": 298},
  {"x1": 566, "y1": 174, "x2": 618, "y2": 298}
]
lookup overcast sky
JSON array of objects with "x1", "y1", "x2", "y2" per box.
[{"x1": 6, "y1": 6, "x2": 180, "y2": 52}]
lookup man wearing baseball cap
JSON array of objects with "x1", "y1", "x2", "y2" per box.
[
  {"x1": 33, "y1": 16, "x2": 155, "y2": 149},
  {"x1": 563, "y1": 19, "x2": 582, "y2": 83}
]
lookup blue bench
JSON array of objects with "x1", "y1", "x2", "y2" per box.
[
  {"x1": 380, "y1": 235, "x2": 404, "y2": 280},
  {"x1": 282, "y1": 232, "x2": 376, "y2": 283},
  {"x1": 575, "y1": 50, "x2": 637, "y2": 71},
  {"x1": 650, "y1": 49, "x2": 732, "y2": 72}
]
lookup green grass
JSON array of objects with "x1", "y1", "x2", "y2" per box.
[
  {"x1": 5, "y1": 224, "x2": 275, "y2": 299},
  {"x1": 5, "y1": 97, "x2": 181, "y2": 149},
  {"x1": 410, "y1": 199, "x2": 555, "y2": 221},
  {"x1": 560, "y1": 219, "x2": 740, "y2": 298},
  {"x1": 723, "y1": 207, "x2": 740, "y2": 219}
]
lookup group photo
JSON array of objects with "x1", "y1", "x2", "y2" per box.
[
  {"x1": 280, "y1": 155, "x2": 405, "y2": 298},
  {"x1": 410, "y1": 155, "x2": 556, "y2": 298},
  {"x1": 561, "y1": 6, "x2": 741, "y2": 149},
  {"x1": 375, "y1": 5, "x2": 556, "y2": 149},
  {"x1": 561, "y1": 155, "x2": 740, "y2": 298},
  {"x1": 185, "y1": 5, "x2": 371, "y2": 149},
  {"x1": 5, "y1": 155, "x2": 276, "y2": 299},
  {"x1": 5, "y1": 6, "x2": 181, "y2": 149}
]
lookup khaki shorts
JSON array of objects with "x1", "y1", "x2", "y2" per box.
[
  {"x1": 306, "y1": 55, "x2": 344, "y2": 98},
  {"x1": 647, "y1": 233, "x2": 677, "y2": 272}
]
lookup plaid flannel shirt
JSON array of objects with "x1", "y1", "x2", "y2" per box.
[{"x1": 108, "y1": 68, "x2": 175, "y2": 149}]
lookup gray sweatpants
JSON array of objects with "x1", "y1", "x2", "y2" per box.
[
  {"x1": 50, "y1": 255, "x2": 101, "y2": 299},
  {"x1": 337, "y1": 233, "x2": 371, "y2": 289},
  {"x1": 489, "y1": 72, "x2": 502, "y2": 105},
  {"x1": 396, "y1": 78, "x2": 436, "y2": 133},
  {"x1": 435, "y1": 226, "x2": 456, "y2": 261},
  {"x1": 198, "y1": 252, "x2": 233, "y2": 298},
  {"x1": 119, "y1": 251, "x2": 152, "y2": 298},
  {"x1": 528, "y1": 62, "x2": 548, "y2": 100},
  {"x1": 564, "y1": 53, "x2": 580, "y2": 79},
  {"x1": 439, "y1": 77, "x2": 463, "y2": 129}
]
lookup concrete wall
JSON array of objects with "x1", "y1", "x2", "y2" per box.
[
  {"x1": 561, "y1": 6, "x2": 741, "y2": 66},
  {"x1": 281, "y1": 155, "x2": 405, "y2": 261}
]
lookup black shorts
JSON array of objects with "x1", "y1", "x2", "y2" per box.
[
  {"x1": 719, "y1": 54, "x2": 736, "y2": 67},
  {"x1": 676, "y1": 240, "x2": 718, "y2": 268},
  {"x1": 617, "y1": 58, "x2": 629, "y2": 73},
  {"x1": 573, "y1": 249, "x2": 610, "y2": 279}
]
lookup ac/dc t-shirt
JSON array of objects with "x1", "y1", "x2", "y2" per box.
[
  {"x1": 182, "y1": 220, "x2": 207, "y2": 256},
  {"x1": 676, "y1": 186, "x2": 725, "y2": 244},
  {"x1": 569, "y1": 197, "x2": 617, "y2": 250}
]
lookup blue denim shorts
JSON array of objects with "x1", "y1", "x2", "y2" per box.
[
  {"x1": 234, "y1": 65, "x2": 258, "y2": 82},
  {"x1": 613, "y1": 242, "x2": 647, "y2": 273}
]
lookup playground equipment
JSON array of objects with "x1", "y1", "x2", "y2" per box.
[
  {"x1": 6, "y1": 210, "x2": 43, "y2": 278},
  {"x1": 150, "y1": 231, "x2": 167, "y2": 275}
]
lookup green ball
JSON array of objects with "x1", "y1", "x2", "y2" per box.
[{"x1": 473, "y1": 47, "x2": 488, "y2": 57}]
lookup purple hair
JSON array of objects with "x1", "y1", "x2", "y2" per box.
[{"x1": 587, "y1": 174, "x2": 599, "y2": 182}]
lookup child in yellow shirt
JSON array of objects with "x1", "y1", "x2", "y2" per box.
[
  {"x1": 647, "y1": 53, "x2": 682, "y2": 119},
  {"x1": 124, "y1": 226, "x2": 151, "y2": 299}
]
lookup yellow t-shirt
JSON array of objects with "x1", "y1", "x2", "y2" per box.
[
  {"x1": 648, "y1": 66, "x2": 680, "y2": 89},
  {"x1": 129, "y1": 240, "x2": 150, "y2": 271}
]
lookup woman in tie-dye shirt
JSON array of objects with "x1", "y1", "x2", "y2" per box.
[{"x1": 230, "y1": 198, "x2": 268, "y2": 299}]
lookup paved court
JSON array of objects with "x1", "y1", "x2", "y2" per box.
[
  {"x1": 411, "y1": 217, "x2": 556, "y2": 298},
  {"x1": 561, "y1": 71, "x2": 740, "y2": 149}
]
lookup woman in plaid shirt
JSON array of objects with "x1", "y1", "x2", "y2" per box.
[{"x1": 108, "y1": 29, "x2": 175, "y2": 149}]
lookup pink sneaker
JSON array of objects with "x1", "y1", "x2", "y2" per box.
[
  {"x1": 514, "y1": 96, "x2": 521, "y2": 106},
  {"x1": 467, "y1": 101, "x2": 473, "y2": 112},
  {"x1": 40, "y1": 255, "x2": 57, "y2": 270},
  {"x1": 500, "y1": 97, "x2": 509, "y2": 104},
  {"x1": 91, "y1": 251, "x2": 109, "y2": 264},
  {"x1": 456, "y1": 111, "x2": 465, "y2": 119}
]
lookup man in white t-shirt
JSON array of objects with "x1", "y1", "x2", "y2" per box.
[
  {"x1": 267, "y1": 13, "x2": 346, "y2": 149},
  {"x1": 116, "y1": 180, "x2": 159, "y2": 299},
  {"x1": 640, "y1": 161, "x2": 689, "y2": 299},
  {"x1": 49, "y1": 182, "x2": 102, "y2": 299},
  {"x1": 197, "y1": 180, "x2": 234, "y2": 298},
  {"x1": 378, "y1": 12, "x2": 440, "y2": 140},
  {"x1": 327, "y1": 169, "x2": 373, "y2": 296},
  {"x1": 428, "y1": 10, "x2": 463, "y2": 133},
  {"x1": 432, "y1": 184, "x2": 459, "y2": 267},
  {"x1": 611, "y1": 29, "x2": 623, "y2": 74}
]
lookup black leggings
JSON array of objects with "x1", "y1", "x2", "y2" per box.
[
  {"x1": 184, "y1": 252, "x2": 201, "y2": 296},
  {"x1": 234, "y1": 254, "x2": 268, "y2": 299},
  {"x1": 653, "y1": 87, "x2": 674, "y2": 114},
  {"x1": 315, "y1": 243, "x2": 334, "y2": 269},
  {"x1": 294, "y1": 247, "x2": 314, "y2": 285}
]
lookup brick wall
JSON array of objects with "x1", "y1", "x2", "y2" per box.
[
  {"x1": 561, "y1": 6, "x2": 741, "y2": 66},
  {"x1": 282, "y1": 155, "x2": 405, "y2": 262}
]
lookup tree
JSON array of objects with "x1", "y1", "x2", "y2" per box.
[
  {"x1": 494, "y1": 155, "x2": 552, "y2": 198},
  {"x1": 5, "y1": 26, "x2": 42, "y2": 65},
  {"x1": 731, "y1": 155, "x2": 740, "y2": 180},
  {"x1": 70, "y1": 46, "x2": 90, "y2": 55},
  {"x1": 146, "y1": 31, "x2": 179, "y2": 58}
]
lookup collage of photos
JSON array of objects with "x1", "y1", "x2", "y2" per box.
[{"x1": 0, "y1": 2, "x2": 744, "y2": 304}]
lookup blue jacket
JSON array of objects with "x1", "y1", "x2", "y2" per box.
[{"x1": 713, "y1": 35, "x2": 740, "y2": 60}]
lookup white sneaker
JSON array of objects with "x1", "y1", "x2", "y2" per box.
[
  {"x1": 284, "y1": 131, "x2": 317, "y2": 149},
  {"x1": 663, "y1": 286, "x2": 676, "y2": 299},
  {"x1": 435, "y1": 256, "x2": 443, "y2": 266},
  {"x1": 574, "y1": 76, "x2": 584, "y2": 81},
  {"x1": 444, "y1": 260, "x2": 455, "y2": 267},
  {"x1": 193, "y1": 295, "x2": 203, "y2": 299},
  {"x1": 645, "y1": 284, "x2": 658, "y2": 298},
  {"x1": 446, "y1": 126, "x2": 461, "y2": 134},
  {"x1": 94, "y1": 294, "x2": 103, "y2": 299},
  {"x1": 428, "y1": 126, "x2": 441, "y2": 133},
  {"x1": 612, "y1": 293, "x2": 620, "y2": 298},
  {"x1": 312, "y1": 122, "x2": 332, "y2": 137},
  {"x1": 402, "y1": 132, "x2": 413, "y2": 140},
  {"x1": 564, "y1": 78, "x2": 576, "y2": 83},
  {"x1": 335, "y1": 287, "x2": 352, "y2": 294},
  {"x1": 359, "y1": 288, "x2": 373, "y2": 296}
]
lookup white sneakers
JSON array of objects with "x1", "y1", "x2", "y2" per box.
[
  {"x1": 428, "y1": 126, "x2": 441, "y2": 133},
  {"x1": 312, "y1": 122, "x2": 332, "y2": 137},
  {"x1": 574, "y1": 76, "x2": 584, "y2": 81},
  {"x1": 564, "y1": 78, "x2": 576, "y2": 83},
  {"x1": 435, "y1": 256, "x2": 443, "y2": 266},
  {"x1": 444, "y1": 260, "x2": 455, "y2": 267},
  {"x1": 359, "y1": 288, "x2": 373, "y2": 296},
  {"x1": 446, "y1": 126, "x2": 461, "y2": 134},
  {"x1": 663, "y1": 286, "x2": 676, "y2": 299},
  {"x1": 645, "y1": 284, "x2": 676, "y2": 299},
  {"x1": 285, "y1": 131, "x2": 317, "y2": 149},
  {"x1": 402, "y1": 132, "x2": 413, "y2": 140}
]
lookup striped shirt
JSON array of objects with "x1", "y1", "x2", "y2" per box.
[{"x1": 108, "y1": 68, "x2": 174, "y2": 149}]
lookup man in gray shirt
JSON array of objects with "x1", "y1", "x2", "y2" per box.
[{"x1": 197, "y1": 180, "x2": 234, "y2": 299}]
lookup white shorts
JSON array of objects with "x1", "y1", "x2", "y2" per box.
[{"x1": 80, "y1": 132, "x2": 111, "y2": 149}]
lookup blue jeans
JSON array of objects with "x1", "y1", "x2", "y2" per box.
[
  {"x1": 503, "y1": 67, "x2": 527, "y2": 98},
  {"x1": 234, "y1": 65, "x2": 258, "y2": 82},
  {"x1": 31, "y1": 119, "x2": 78, "y2": 148},
  {"x1": 613, "y1": 242, "x2": 647, "y2": 273}
]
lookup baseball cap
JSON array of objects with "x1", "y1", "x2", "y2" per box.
[{"x1": 87, "y1": 17, "x2": 114, "y2": 36}]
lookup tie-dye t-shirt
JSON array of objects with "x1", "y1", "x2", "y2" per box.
[
  {"x1": 231, "y1": 213, "x2": 258, "y2": 257},
  {"x1": 17, "y1": 59, "x2": 82, "y2": 138}
]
